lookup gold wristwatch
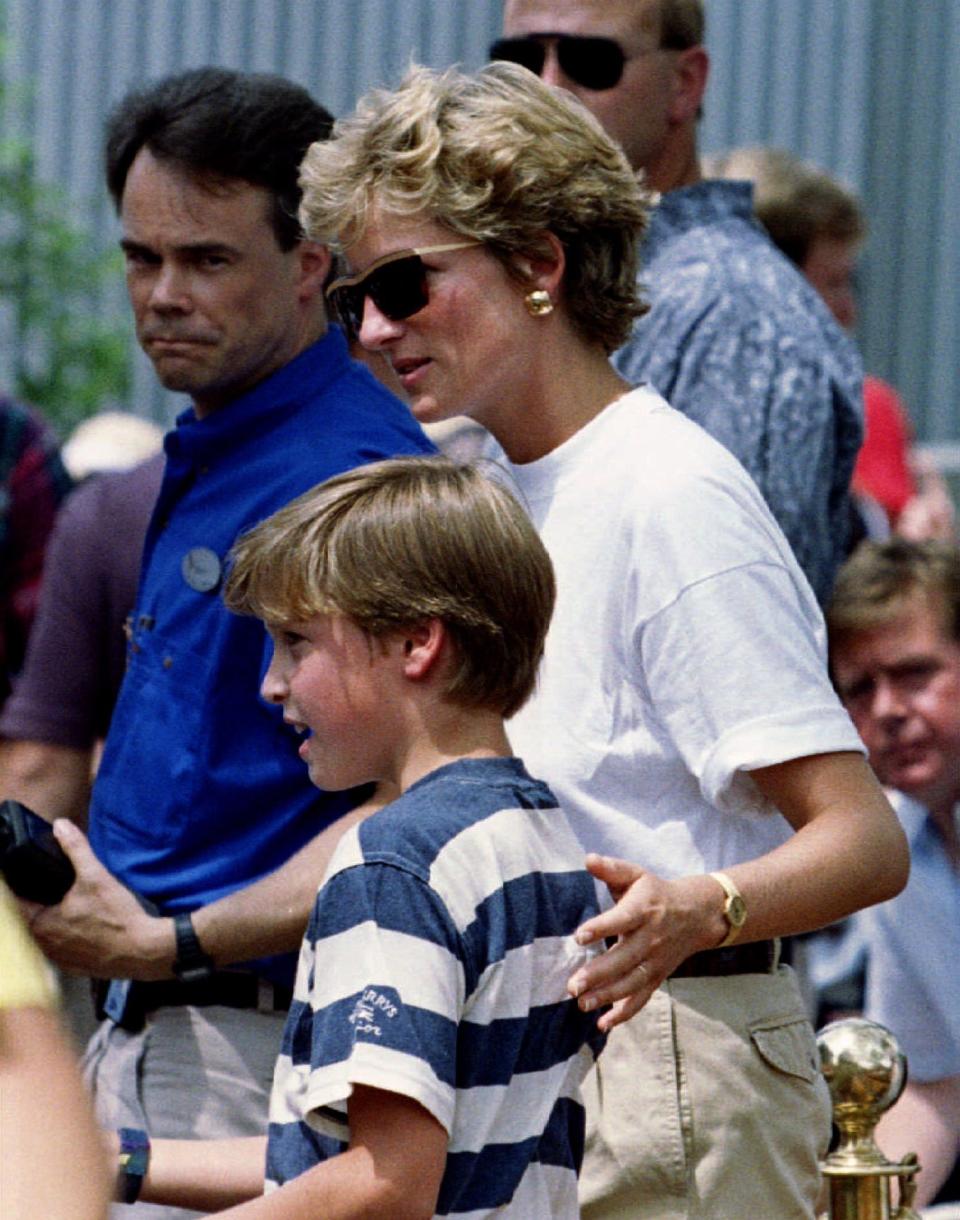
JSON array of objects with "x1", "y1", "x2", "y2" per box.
[{"x1": 708, "y1": 871, "x2": 746, "y2": 948}]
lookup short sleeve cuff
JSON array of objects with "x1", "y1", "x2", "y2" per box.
[{"x1": 699, "y1": 704, "x2": 865, "y2": 812}]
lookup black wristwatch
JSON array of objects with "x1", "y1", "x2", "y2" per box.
[{"x1": 172, "y1": 910, "x2": 214, "y2": 984}]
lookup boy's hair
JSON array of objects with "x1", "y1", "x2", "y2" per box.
[
  {"x1": 224, "y1": 456, "x2": 555, "y2": 718},
  {"x1": 827, "y1": 538, "x2": 960, "y2": 646}
]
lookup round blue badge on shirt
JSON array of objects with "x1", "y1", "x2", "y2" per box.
[{"x1": 181, "y1": 546, "x2": 222, "y2": 593}]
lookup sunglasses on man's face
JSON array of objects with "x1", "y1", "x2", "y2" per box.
[
  {"x1": 326, "y1": 242, "x2": 479, "y2": 342},
  {"x1": 490, "y1": 34, "x2": 630, "y2": 92}
]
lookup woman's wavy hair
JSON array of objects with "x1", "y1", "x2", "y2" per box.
[{"x1": 299, "y1": 62, "x2": 652, "y2": 353}]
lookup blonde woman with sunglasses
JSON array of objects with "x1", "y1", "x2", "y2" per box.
[{"x1": 301, "y1": 63, "x2": 908, "y2": 1220}]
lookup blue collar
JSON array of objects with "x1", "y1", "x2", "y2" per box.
[
  {"x1": 644, "y1": 180, "x2": 755, "y2": 252},
  {"x1": 165, "y1": 327, "x2": 350, "y2": 465}
]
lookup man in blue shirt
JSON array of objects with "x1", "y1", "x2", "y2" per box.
[
  {"x1": 497, "y1": 0, "x2": 863, "y2": 604},
  {"x1": 826, "y1": 538, "x2": 960, "y2": 1209},
  {"x1": 26, "y1": 67, "x2": 433, "y2": 1216}
]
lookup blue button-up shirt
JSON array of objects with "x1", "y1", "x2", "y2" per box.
[
  {"x1": 614, "y1": 181, "x2": 863, "y2": 605},
  {"x1": 89, "y1": 329, "x2": 434, "y2": 950},
  {"x1": 861, "y1": 794, "x2": 960, "y2": 1082}
]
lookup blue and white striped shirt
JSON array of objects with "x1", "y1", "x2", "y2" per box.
[{"x1": 266, "y1": 756, "x2": 605, "y2": 1217}]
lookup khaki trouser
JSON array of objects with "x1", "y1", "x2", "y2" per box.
[
  {"x1": 84, "y1": 1003, "x2": 286, "y2": 1220},
  {"x1": 580, "y1": 965, "x2": 831, "y2": 1220}
]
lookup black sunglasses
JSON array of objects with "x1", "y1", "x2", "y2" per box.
[
  {"x1": 490, "y1": 34, "x2": 630, "y2": 92},
  {"x1": 326, "y1": 242, "x2": 479, "y2": 342}
]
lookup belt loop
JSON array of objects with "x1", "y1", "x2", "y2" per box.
[
  {"x1": 257, "y1": 980, "x2": 274, "y2": 1014},
  {"x1": 770, "y1": 937, "x2": 782, "y2": 972}
]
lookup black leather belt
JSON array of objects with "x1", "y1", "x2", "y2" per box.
[
  {"x1": 671, "y1": 939, "x2": 778, "y2": 979},
  {"x1": 94, "y1": 971, "x2": 293, "y2": 1031},
  {"x1": 135, "y1": 972, "x2": 292, "y2": 1013}
]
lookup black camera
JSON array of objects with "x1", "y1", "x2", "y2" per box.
[{"x1": 0, "y1": 798, "x2": 75, "y2": 904}]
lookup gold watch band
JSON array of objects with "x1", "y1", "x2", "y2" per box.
[{"x1": 708, "y1": 870, "x2": 747, "y2": 948}]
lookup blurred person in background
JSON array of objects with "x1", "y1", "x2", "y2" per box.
[
  {"x1": 496, "y1": 0, "x2": 864, "y2": 605},
  {"x1": 0, "y1": 394, "x2": 72, "y2": 704},
  {"x1": 60, "y1": 411, "x2": 164, "y2": 483},
  {"x1": 706, "y1": 144, "x2": 956, "y2": 545},
  {"x1": 822, "y1": 539, "x2": 960, "y2": 1210}
]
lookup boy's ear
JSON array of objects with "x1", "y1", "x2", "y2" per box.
[{"x1": 400, "y1": 619, "x2": 446, "y2": 682}]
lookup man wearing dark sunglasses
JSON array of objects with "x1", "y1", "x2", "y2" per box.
[
  {"x1": 497, "y1": 0, "x2": 703, "y2": 191},
  {"x1": 498, "y1": 0, "x2": 863, "y2": 612}
]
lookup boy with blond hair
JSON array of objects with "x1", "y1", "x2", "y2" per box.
[{"x1": 115, "y1": 455, "x2": 604, "y2": 1219}]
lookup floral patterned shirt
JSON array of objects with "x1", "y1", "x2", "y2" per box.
[{"x1": 614, "y1": 180, "x2": 863, "y2": 605}]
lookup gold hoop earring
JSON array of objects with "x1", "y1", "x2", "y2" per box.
[{"x1": 525, "y1": 290, "x2": 554, "y2": 317}]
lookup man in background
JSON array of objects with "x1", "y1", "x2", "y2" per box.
[
  {"x1": 496, "y1": 0, "x2": 863, "y2": 604},
  {"x1": 825, "y1": 538, "x2": 960, "y2": 1210}
]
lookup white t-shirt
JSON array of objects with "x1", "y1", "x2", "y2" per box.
[{"x1": 502, "y1": 388, "x2": 863, "y2": 878}]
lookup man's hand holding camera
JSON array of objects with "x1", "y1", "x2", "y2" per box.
[{"x1": 23, "y1": 819, "x2": 174, "y2": 980}]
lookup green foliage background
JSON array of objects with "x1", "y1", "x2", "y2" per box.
[{"x1": 0, "y1": 40, "x2": 131, "y2": 437}]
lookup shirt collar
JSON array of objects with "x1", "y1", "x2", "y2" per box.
[
  {"x1": 165, "y1": 327, "x2": 349, "y2": 464},
  {"x1": 885, "y1": 787, "x2": 948, "y2": 852},
  {"x1": 644, "y1": 179, "x2": 755, "y2": 253}
]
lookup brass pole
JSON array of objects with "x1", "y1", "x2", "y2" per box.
[{"x1": 817, "y1": 1018, "x2": 921, "y2": 1220}]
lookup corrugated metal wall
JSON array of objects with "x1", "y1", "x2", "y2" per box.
[
  {"x1": 1, "y1": 0, "x2": 958, "y2": 439},
  {"x1": 701, "y1": 0, "x2": 960, "y2": 448}
]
